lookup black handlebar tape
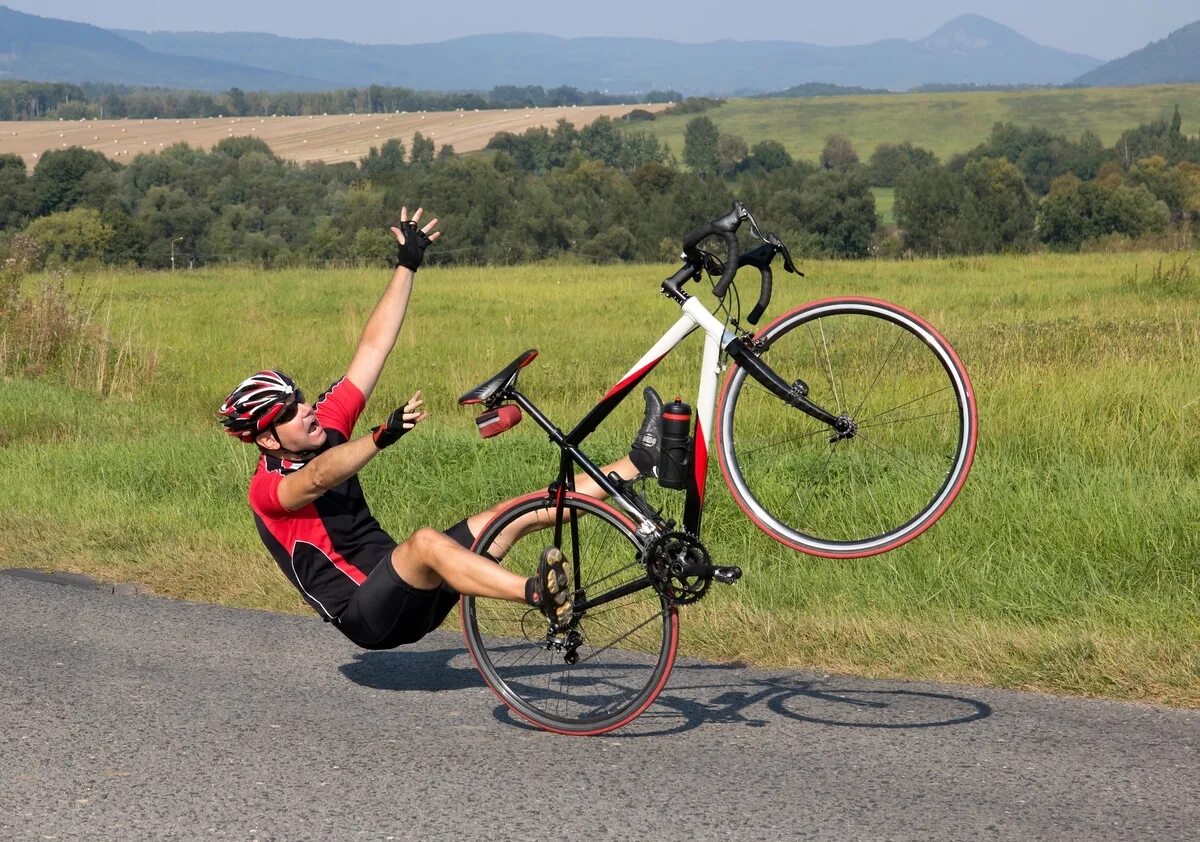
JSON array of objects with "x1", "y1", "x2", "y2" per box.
[
  {"x1": 737, "y1": 242, "x2": 778, "y2": 325},
  {"x1": 710, "y1": 232, "x2": 741, "y2": 298},
  {"x1": 678, "y1": 202, "x2": 749, "y2": 300},
  {"x1": 747, "y1": 266, "x2": 772, "y2": 324}
]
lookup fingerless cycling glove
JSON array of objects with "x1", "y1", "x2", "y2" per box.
[
  {"x1": 392, "y1": 221, "x2": 433, "y2": 271},
  {"x1": 371, "y1": 407, "x2": 415, "y2": 449}
]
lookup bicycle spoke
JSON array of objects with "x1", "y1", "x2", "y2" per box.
[
  {"x1": 464, "y1": 496, "x2": 675, "y2": 733},
  {"x1": 857, "y1": 409, "x2": 957, "y2": 431},
  {"x1": 858, "y1": 433, "x2": 946, "y2": 484},
  {"x1": 578, "y1": 614, "x2": 664, "y2": 665},
  {"x1": 734, "y1": 423, "x2": 832, "y2": 458},
  {"x1": 858, "y1": 386, "x2": 953, "y2": 425},
  {"x1": 790, "y1": 442, "x2": 839, "y2": 526},
  {"x1": 804, "y1": 320, "x2": 844, "y2": 414},
  {"x1": 850, "y1": 328, "x2": 905, "y2": 420},
  {"x1": 720, "y1": 300, "x2": 975, "y2": 554}
]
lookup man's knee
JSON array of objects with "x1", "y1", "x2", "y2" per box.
[
  {"x1": 390, "y1": 529, "x2": 446, "y2": 589},
  {"x1": 405, "y1": 526, "x2": 451, "y2": 561}
]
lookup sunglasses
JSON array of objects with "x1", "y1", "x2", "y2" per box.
[{"x1": 273, "y1": 390, "x2": 306, "y2": 426}]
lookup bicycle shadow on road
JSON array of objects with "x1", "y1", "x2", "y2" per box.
[
  {"x1": 340, "y1": 647, "x2": 993, "y2": 737},
  {"x1": 602, "y1": 661, "x2": 994, "y2": 738}
]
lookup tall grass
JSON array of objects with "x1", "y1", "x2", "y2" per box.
[
  {"x1": 0, "y1": 254, "x2": 1196, "y2": 705},
  {"x1": 0, "y1": 236, "x2": 157, "y2": 396}
]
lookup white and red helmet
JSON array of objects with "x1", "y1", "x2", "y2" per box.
[{"x1": 218, "y1": 370, "x2": 301, "y2": 442}]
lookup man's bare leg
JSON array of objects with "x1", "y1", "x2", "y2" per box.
[
  {"x1": 388, "y1": 527, "x2": 527, "y2": 599},
  {"x1": 463, "y1": 456, "x2": 641, "y2": 558}
]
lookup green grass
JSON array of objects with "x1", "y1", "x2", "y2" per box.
[
  {"x1": 645, "y1": 84, "x2": 1200, "y2": 164},
  {"x1": 872, "y1": 187, "x2": 895, "y2": 225},
  {"x1": 1, "y1": 255, "x2": 1198, "y2": 706}
]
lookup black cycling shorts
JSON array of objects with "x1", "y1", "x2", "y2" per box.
[{"x1": 334, "y1": 519, "x2": 476, "y2": 650}]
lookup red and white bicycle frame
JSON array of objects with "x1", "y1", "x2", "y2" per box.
[{"x1": 544, "y1": 296, "x2": 740, "y2": 538}]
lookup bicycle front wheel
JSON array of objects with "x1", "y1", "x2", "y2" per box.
[
  {"x1": 716, "y1": 297, "x2": 977, "y2": 557},
  {"x1": 463, "y1": 492, "x2": 679, "y2": 735}
]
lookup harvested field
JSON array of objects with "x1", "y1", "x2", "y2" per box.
[{"x1": 0, "y1": 103, "x2": 665, "y2": 167}]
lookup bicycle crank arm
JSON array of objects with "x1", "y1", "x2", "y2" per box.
[{"x1": 673, "y1": 560, "x2": 742, "y2": 584}]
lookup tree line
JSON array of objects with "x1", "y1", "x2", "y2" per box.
[
  {"x1": 0, "y1": 80, "x2": 679, "y2": 121},
  {"x1": 1, "y1": 107, "x2": 1197, "y2": 270}
]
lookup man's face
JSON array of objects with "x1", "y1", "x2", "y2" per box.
[{"x1": 257, "y1": 394, "x2": 327, "y2": 454}]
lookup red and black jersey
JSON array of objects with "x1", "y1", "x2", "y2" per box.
[{"x1": 247, "y1": 377, "x2": 396, "y2": 621}]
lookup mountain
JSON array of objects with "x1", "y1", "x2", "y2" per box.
[
  {"x1": 1073, "y1": 20, "x2": 1200, "y2": 86},
  {"x1": 0, "y1": 5, "x2": 1105, "y2": 94},
  {"x1": 114, "y1": 14, "x2": 1101, "y2": 94},
  {"x1": 0, "y1": 6, "x2": 332, "y2": 91}
]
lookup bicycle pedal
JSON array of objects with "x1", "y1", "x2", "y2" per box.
[{"x1": 713, "y1": 566, "x2": 742, "y2": 584}]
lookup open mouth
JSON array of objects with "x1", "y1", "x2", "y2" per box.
[{"x1": 307, "y1": 418, "x2": 320, "y2": 435}]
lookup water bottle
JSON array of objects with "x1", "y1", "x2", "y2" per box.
[{"x1": 658, "y1": 396, "x2": 692, "y2": 490}]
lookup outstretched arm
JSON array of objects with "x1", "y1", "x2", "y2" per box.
[
  {"x1": 345, "y1": 206, "x2": 440, "y2": 401},
  {"x1": 275, "y1": 393, "x2": 427, "y2": 510}
]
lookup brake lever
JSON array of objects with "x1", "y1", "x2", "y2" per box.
[
  {"x1": 766, "y1": 234, "x2": 802, "y2": 276},
  {"x1": 779, "y1": 243, "x2": 802, "y2": 276}
]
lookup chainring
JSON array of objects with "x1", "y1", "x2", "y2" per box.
[{"x1": 645, "y1": 531, "x2": 713, "y2": 606}]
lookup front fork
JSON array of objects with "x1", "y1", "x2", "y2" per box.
[{"x1": 724, "y1": 337, "x2": 855, "y2": 438}]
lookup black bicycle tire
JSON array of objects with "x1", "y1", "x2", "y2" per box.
[
  {"x1": 716, "y1": 296, "x2": 977, "y2": 557},
  {"x1": 462, "y1": 492, "x2": 679, "y2": 735}
]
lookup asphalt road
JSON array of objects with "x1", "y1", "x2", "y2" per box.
[{"x1": 2, "y1": 569, "x2": 1196, "y2": 841}]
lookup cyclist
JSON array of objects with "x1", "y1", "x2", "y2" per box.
[{"x1": 218, "y1": 208, "x2": 662, "y2": 650}]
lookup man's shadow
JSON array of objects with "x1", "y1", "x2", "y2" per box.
[
  {"x1": 339, "y1": 646, "x2": 481, "y2": 692},
  {"x1": 340, "y1": 646, "x2": 994, "y2": 736}
]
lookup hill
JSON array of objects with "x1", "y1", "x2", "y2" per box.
[
  {"x1": 635, "y1": 84, "x2": 1200, "y2": 165},
  {"x1": 111, "y1": 14, "x2": 1102, "y2": 94},
  {"x1": 1074, "y1": 20, "x2": 1200, "y2": 86},
  {"x1": 0, "y1": 6, "x2": 332, "y2": 91}
]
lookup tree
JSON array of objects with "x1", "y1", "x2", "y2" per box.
[
  {"x1": 895, "y1": 167, "x2": 965, "y2": 255},
  {"x1": 410, "y1": 132, "x2": 435, "y2": 167},
  {"x1": 227, "y1": 87, "x2": 250, "y2": 117},
  {"x1": 717, "y1": 134, "x2": 748, "y2": 178},
  {"x1": 360, "y1": 139, "x2": 407, "y2": 180},
  {"x1": 820, "y1": 134, "x2": 859, "y2": 171},
  {"x1": 956, "y1": 158, "x2": 1036, "y2": 253},
  {"x1": 869, "y1": 142, "x2": 938, "y2": 187},
  {"x1": 22, "y1": 208, "x2": 114, "y2": 266},
  {"x1": 1128, "y1": 155, "x2": 1190, "y2": 220},
  {"x1": 683, "y1": 116, "x2": 720, "y2": 177},
  {"x1": 0, "y1": 153, "x2": 33, "y2": 231},
  {"x1": 1039, "y1": 179, "x2": 1170, "y2": 249},
  {"x1": 740, "y1": 140, "x2": 793, "y2": 175},
  {"x1": 579, "y1": 117, "x2": 623, "y2": 167},
  {"x1": 30, "y1": 147, "x2": 119, "y2": 216},
  {"x1": 790, "y1": 170, "x2": 877, "y2": 257}
]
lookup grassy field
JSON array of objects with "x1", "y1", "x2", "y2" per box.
[
  {"x1": 646, "y1": 84, "x2": 1200, "y2": 164},
  {"x1": 1, "y1": 254, "x2": 1197, "y2": 706},
  {"x1": 872, "y1": 188, "x2": 895, "y2": 225}
]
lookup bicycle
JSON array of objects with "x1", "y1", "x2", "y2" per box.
[{"x1": 455, "y1": 202, "x2": 978, "y2": 735}]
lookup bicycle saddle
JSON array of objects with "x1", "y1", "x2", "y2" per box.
[{"x1": 458, "y1": 349, "x2": 538, "y2": 406}]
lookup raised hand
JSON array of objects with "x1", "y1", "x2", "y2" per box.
[
  {"x1": 390, "y1": 206, "x2": 441, "y2": 271},
  {"x1": 371, "y1": 390, "x2": 428, "y2": 449}
]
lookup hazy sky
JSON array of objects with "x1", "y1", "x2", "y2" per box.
[{"x1": 10, "y1": 0, "x2": 1200, "y2": 60}]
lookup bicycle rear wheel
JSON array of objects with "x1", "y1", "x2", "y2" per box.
[
  {"x1": 716, "y1": 297, "x2": 976, "y2": 557},
  {"x1": 462, "y1": 492, "x2": 678, "y2": 735}
]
